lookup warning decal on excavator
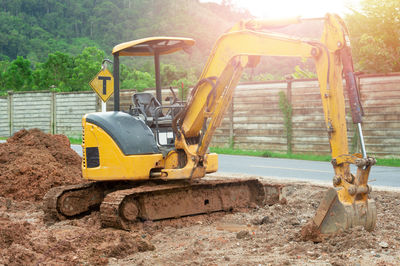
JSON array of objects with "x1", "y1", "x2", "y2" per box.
[{"x1": 89, "y1": 69, "x2": 114, "y2": 102}]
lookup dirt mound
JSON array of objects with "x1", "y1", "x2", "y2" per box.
[
  {"x1": 0, "y1": 217, "x2": 32, "y2": 249},
  {"x1": 0, "y1": 129, "x2": 83, "y2": 202}
]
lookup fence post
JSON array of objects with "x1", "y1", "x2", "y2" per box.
[
  {"x1": 285, "y1": 76, "x2": 293, "y2": 154},
  {"x1": 51, "y1": 91, "x2": 56, "y2": 134},
  {"x1": 7, "y1": 91, "x2": 13, "y2": 137}
]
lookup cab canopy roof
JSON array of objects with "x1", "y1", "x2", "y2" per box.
[{"x1": 112, "y1": 37, "x2": 195, "y2": 56}]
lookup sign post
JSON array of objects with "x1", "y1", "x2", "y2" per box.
[{"x1": 89, "y1": 61, "x2": 114, "y2": 112}]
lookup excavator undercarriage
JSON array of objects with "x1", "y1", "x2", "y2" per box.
[{"x1": 44, "y1": 179, "x2": 274, "y2": 230}]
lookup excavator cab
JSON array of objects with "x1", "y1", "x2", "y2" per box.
[
  {"x1": 111, "y1": 37, "x2": 195, "y2": 108},
  {"x1": 112, "y1": 37, "x2": 195, "y2": 146}
]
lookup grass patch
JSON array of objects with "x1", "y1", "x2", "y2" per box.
[
  {"x1": 210, "y1": 147, "x2": 331, "y2": 162},
  {"x1": 68, "y1": 137, "x2": 82, "y2": 145},
  {"x1": 210, "y1": 147, "x2": 266, "y2": 157},
  {"x1": 210, "y1": 147, "x2": 400, "y2": 167},
  {"x1": 376, "y1": 157, "x2": 400, "y2": 167}
]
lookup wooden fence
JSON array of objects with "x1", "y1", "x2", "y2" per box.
[
  {"x1": 212, "y1": 73, "x2": 400, "y2": 157},
  {"x1": 0, "y1": 73, "x2": 399, "y2": 156}
]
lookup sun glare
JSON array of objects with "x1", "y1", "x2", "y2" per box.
[{"x1": 204, "y1": 0, "x2": 361, "y2": 19}]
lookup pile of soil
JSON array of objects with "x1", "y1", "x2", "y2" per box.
[{"x1": 0, "y1": 129, "x2": 82, "y2": 202}]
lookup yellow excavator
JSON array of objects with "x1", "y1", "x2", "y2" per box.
[{"x1": 44, "y1": 13, "x2": 376, "y2": 237}]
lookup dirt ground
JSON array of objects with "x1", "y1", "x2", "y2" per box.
[{"x1": 1, "y1": 130, "x2": 400, "y2": 265}]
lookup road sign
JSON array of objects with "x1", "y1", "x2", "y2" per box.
[{"x1": 89, "y1": 69, "x2": 114, "y2": 102}]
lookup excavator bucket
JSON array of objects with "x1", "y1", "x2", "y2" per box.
[{"x1": 301, "y1": 187, "x2": 377, "y2": 241}]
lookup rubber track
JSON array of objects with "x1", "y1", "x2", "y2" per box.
[
  {"x1": 100, "y1": 183, "x2": 191, "y2": 229},
  {"x1": 100, "y1": 179, "x2": 265, "y2": 230},
  {"x1": 100, "y1": 187, "x2": 139, "y2": 230},
  {"x1": 43, "y1": 182, "x2": 98, "y2": 223}
]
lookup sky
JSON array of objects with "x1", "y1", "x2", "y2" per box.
[{"x1": 200, "y1": 0, "x2": 362, "y2": 19}]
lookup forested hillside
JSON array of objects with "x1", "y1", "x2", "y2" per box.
[
  {"x1": 0, "y1": 0, "x2": 254, "y2": 92},
  {"x1": 0, "y1": 0, "x2": 251, "y2": 63},
  {"x1": 0, "y1": 0, "x2": 398, "y2": 93}
]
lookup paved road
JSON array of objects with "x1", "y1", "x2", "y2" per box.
[
  {"x1": 69, "y1": 145, "x2": 400, "y2": 188},
  {"x1": 217, "y1": 154, "x2": 400, "y2": 188}
]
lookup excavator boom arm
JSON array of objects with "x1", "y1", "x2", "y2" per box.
[
  {"x1": 180, "y1": 30, "x2": 318, "y2": 138},
  {"x1": 176, "y1": 14, "x2": 351, "y2": 164}
]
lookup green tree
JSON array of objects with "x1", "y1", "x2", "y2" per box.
[
  {"x1": 121, "y1": 68, "x2": 155, "y2": 92},
  {"x1": 32, "y1": 47, "x2": 105, "y2": 91},
  {"x1": 0, "y1": 0, "x2": 252, "y2": 71},
  {"x1": 2, "y1": 56, "x2": 33, "y2": 91},
  {"x1": 33, "y1": 52, "x2": 75, "y2": 91},
  {"x1": 0, "y1": 60, "x2": 10, "y2": 92},
  {"x1": 346, "y1": 0, "x2": 400, "y2": 72},
  {"x1": 72, "y1": 47, "x2": 105, "y2": 91},
  {"x1": 160, "y1": 63, "x2": 194, "y2": 87},
  {"x1": 0, "y1": 13, "x2": 28, "y2": 59}
]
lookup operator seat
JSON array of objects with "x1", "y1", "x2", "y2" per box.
[
  {"x1": 133, "y1": 92, "x2": 163, "y2": 118},
  {"x1": 132, "y1": 92, "x2": 174, "y2": 128}
]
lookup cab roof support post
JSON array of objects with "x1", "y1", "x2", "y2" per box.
[
  {"x1": 154, "y1": 51, "x2": 162, "y2": 104},
  {"x1": 113, "y1": 53, "x2": 120, "y2": 111}
]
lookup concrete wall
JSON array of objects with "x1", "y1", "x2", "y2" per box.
[
  {"x1": 10, "y1": 92, "x2": 52, "y2": 134},
  {"x1": 1, "y1": 91, "x2": 98, "y2": 138},
  {"x1": 55, "y1": 92, "x2": 97, "y2": 136},
  {"x1": 0, "y1": 97, "x2": 8, "y2": 137}
]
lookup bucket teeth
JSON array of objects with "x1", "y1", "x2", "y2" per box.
[
  {"x1": 301, "y1": 188, "x2": 377, "y2": 241},
  {"x1": 317, "y1": 188, "x2": 349, "y2": 234}
]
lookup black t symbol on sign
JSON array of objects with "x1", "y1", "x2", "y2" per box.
[{"x1": 98, "y1": 76, "x2": 111, "y2": 94}]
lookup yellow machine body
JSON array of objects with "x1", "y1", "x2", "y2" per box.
[{"x1": 82, "y1": 117, "x2": 218, "y2": 181}]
